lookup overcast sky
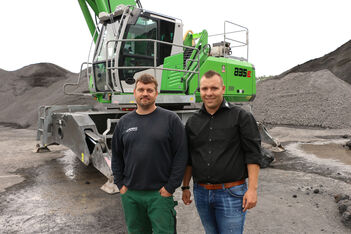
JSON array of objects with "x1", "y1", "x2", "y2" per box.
[{"x1": 1, "y1": 0, "x2": 350, "y2": 76}]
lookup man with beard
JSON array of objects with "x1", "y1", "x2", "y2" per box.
[{"x1": 111, "y1": 73, "x2": 188, "y2": 234}]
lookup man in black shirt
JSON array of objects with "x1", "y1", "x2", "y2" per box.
[
  {"x1": 112, "y1": 74, "x2": 188, "y2": 234},
  {"x1": 182, "y1": 70, "x2": 261, "y2": 234}
]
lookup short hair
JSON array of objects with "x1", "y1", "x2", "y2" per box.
[
  {"x1": 135, "y1": 73, "x2": 158, "y2": 90},
  {"x1": 202, "y1": 70, "x2": 224, "y2": 86}
]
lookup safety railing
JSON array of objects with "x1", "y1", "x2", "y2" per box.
[
  {"x1": 105, "y1": 38, "x2": 200, "y2": 94},
  {"x1": 209, "y1": 21, "x2": 249, "y2": 61},
  {"x1": 63, "y1": 27, "x2": 106, "y2": 96},
  {"x1": 63, "y1": 62, "x2": 94, "y2": 96},
  {"x1": 63, "y1": 40, "x2": 201, "y2": 96}
]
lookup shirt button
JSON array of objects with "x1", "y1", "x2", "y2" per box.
[
  {"x1": 207, "y1": 163, "x2": 210, "y2": 166},
  {"x1": 209, "y1": 138, "x2": 212, "y2": 142},
  {"x1": 208, "y1": 150, "x2": 212, "y2": 154}
]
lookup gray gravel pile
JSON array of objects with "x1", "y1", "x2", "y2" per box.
[
  {"x1": 0, "y1": 63, "x2": 99, "y2": 129},
  {"x1": 279, "y1": 40, "x2": 351, "y2": 85},
  {"x1": 253, "y1": 69, "x2": 351, "y2": 129}
]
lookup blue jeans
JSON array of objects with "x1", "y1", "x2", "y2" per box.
[{"x1": 193, "y1": 183, "x2": 247, "y2": 234}]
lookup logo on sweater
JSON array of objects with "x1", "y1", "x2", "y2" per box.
[{"x1": 126, "y1": 127, "x2": 138, "y2": 133}]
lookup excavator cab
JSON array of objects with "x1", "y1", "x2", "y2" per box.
[{"x1": 90, "y1": 6, "x2": 184, "y2": 96}]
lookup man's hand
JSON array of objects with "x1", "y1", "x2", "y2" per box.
[
  {"x1": 242, "y1": 188, "x2": 257, "y2": 212},
  {"x1": 120, "y1": 185, "x2": 128, "y2": 195},
  {"x1": 182, "y1": 189, "x2": 192, "y2": 205},
  {"x1": 182, "y1": 166, "x2": 192, "y2": 205},
  {"x1": 159, "y1": 186, "x2": 172, "y2": 197}
]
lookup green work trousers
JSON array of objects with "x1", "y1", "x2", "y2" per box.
[{"x1": 120, "y1": 190, "x2": 177, "y2": 234}]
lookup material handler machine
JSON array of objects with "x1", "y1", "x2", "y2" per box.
[{"x1": 37, "y1": 0, "x2": 282, "y2": 193}]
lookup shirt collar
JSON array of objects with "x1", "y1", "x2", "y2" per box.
[{"x1": 200, "y1": 99, "x2": 230, "y2": 115}]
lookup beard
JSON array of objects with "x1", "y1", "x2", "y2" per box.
[{"x1": 136, "y1": 97, "x2": 155, "y2": 110}]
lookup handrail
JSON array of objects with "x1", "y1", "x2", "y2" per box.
[
  {"x1": 184, "y1": 58, "x2": 200, "y2": 92},
  {"x1": 208, "y1": 29, "x2": 247, "y2": 38},
  {"x1": 63, "y1": 27, "x2": 101, "y2": 97},
  {"x1": 207, "y1": 20, "x2": 249, "y2": 61},
  {"x1": 87, "y1": 27, "x2": 99, "y2": 91},
  {"x1": 182, "y1": 30, "x2": 208, "y2": 92},
  {"x1": 63, "y1": 62, "x2": 93, "y2": 96},
  {"x1": 111, "y1": 6, "x2": 132, "y2": 92},
  {"x1": 63, "y1": 38, "x2": 201, "y2": 97},
  {"x1": 224, "y1": 21, "x2": 249, "y2": 61},
  {"x1": 105, "y1": 38, "x2": 200, "y2": 92},
  {"x1": 112, "y1": 66, "x2": 199, "y2": 74}
]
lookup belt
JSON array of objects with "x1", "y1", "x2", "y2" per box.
[{"x1": 198, "y1": 179, "x2": 245, "y2": 190}]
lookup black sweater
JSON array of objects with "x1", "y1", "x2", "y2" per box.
[{"x1": 111, "y1": 107, "x2": 188, "y2": 194}]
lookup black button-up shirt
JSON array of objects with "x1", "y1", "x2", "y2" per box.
[{"x1": 185, "y1": 100, "x2": 261, "y2": 184}]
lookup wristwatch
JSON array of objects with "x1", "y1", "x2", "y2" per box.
[{"x1": 181, "y1": 186, "x2": 190, "y2": 191}]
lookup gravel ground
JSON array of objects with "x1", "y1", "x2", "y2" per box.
[{"x1": 1, "y1": 127, "x2": 351, "y2": 233}]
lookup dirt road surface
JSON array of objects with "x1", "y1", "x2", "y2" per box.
[{"x1": 1, "y1": 126, "x2": 351, "y2": 233}]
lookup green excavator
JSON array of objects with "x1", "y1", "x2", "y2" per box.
[{"x1": 37, "y1": 0, "x2": 282, "y2": 193}]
